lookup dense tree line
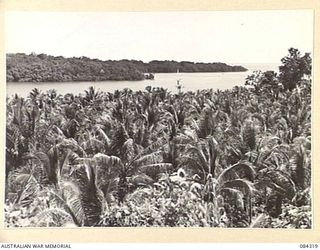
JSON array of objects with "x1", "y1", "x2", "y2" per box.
[
  {"x1": 146, "y1": 60, "x2": 246, "y2": 73},
  {"x1": 6, "y1": 53, "x2": 247, "y2": 83},
  {"x1": 5, "y1": 48, "x2": 311, "y2": 228}
]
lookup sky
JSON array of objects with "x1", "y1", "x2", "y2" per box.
[{"x1": 5, "y1": 10, "x2": 313, "y2": 64}]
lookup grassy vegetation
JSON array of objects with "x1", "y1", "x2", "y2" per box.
[{"x1": 5, "y1": 49, "x2": 311, "y2": 228}]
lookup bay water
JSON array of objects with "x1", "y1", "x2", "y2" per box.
[{"x1": 6, "y1": 63, "x2": 278, "y2": 97}]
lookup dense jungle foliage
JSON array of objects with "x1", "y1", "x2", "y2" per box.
[
  {"x1": 5, "y1": 48, "x2": 312, "y2": 228},
  {"x1": 6, "y1": 53, "x2": 247, "y2": 83}
]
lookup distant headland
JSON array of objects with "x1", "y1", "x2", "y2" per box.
[{"x1": 6, "y1": 53, "x2": 247, "y2": 82}]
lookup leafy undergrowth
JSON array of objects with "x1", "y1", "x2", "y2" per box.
[
  {"x1": 100, "y1": 177, "x2": 229, "y2": 227},
  {"x1": 5, "y1": 196, "x2": 311, "y2": 228},
  {"x1": 5, "y1": 177, "x2": 311, "y2": 228},
  {"x1": 260, "y1": 204, "x2": 312, "y2": 229}
]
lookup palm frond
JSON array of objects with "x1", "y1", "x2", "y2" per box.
[
  {"x1": 289, "y1": 144, "x2": 310, "y2": 189},
  {"x1": 220, "y1": 187, "x2": 245, "y2": 209},
  {"x1": 221, "y1": 179, "x2": 254, "y2": 195},
  {"x1": 133, "y1": 151, "x2": 163, "y2": 168},
  {"x1": 122, "y1": 138, "x2": 135, "y2": 163},
  {"x1": 242, "y1": 120, "x2": 256, "y2": 151},
  {"x1": 179, "y1": 127, "x2": 199, "y2": 143},
  {"x1": 60, "y1": 182, "x2": 84, "y2": 225},
  {"x1": 93, "y1": 153, "x2": 123, "y2": 170},
  {"x1": 197, "y1": 108, "x2": 214, "y2": 138},
  {"x1": 251, "y1": 113, "x2": 266, "y2": 128},
  {"x1": 179, "y1": 155, "x2": 207, "y2": 178},
  {"x1": 36, "y1": 208, "x2": 75, "y2": 227},
  {"x1": 249, "y1": 214, "x2": 267, "y2": 228},
  {"x1": 218, "y1": 161, "x2": 255, "y2": 184},
  {"x1": 130, "y1": 173, "x2": 154, "y2": 187},
  {"x1": 137, "y1": 163, "x2": 173, "y2": 180},
  {"x1": 186, "y1": 146, "x2": 208, "y2": 173},
  {"x1": 14, "y1": 174, "x2": 39, "y2": 206},
  {"x1": 260, "y1": 170, "x2": 296, "y2": 199},
  {"x1": 72, "y1": 162, "x2": 104, "y2": 226},
  {"x1": 92, "y1": 125, "x2": 111, "y2": 147},
  {"x1": 47, "y1": 184, "x2": 83, "y2": 226},
  {"x1": 46, "y1": 145, "x2": 59, "y2": 185},
  {"x1": 125, "y1": 187, "x2": 152, "y2": 205},
  {"x1": 68, "y1": 151, "x2": 82, "y2": 165},
  {"x1": 23, "y1": 152, "x2": 53, "y2": 185},
  {"x1": 81, "y1": 137, "x2": 105, "y2": 154}
]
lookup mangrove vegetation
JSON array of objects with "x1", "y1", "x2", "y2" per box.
[{"x1": 6, "y1": 53, "x2": 247, "y2": 83}]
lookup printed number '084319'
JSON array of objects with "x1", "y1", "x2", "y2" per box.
[{"x1": 300, "y1": 244, "x2": 319, "y2": 248}]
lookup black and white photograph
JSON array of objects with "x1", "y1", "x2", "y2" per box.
[{"x1": 4, "y1": 10, "x2": 313, "y2": 229}]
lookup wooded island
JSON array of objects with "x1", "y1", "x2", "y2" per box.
[{"x1": 6, "y1": 53, "x2": 247, "y2": 82}]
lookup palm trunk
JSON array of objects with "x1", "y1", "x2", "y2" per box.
[
  {"x1": 248, "y1": 194, "x2": 252, "y2": 224},
  {"x1": 118, "y1": 172, "x2": 127, "y2": 204},
  {"x1": 275, "y1": 195, "x2": 282, "y2": 216}
]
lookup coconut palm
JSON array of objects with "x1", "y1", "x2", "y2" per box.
[
  {"x1": 92, "y1": 151, "x2": 173, "y2": 204},
  {"x1": 5, "y1": 54, "x2": 312, "y2": 227}
]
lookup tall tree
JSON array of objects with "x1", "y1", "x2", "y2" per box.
[{"x1": 279, "y1": 48, "x2": 312, "y2": 91}]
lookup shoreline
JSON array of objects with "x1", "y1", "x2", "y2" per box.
[
  {"x1": 7, "y1": 71, "x2": 251, "y2": 84},
  {"x1": 6, "y1": 71, "x2": 251, "y2": 97},
  {"x1": 6, "y1": 53, "x2": 248, "y2": 83}
]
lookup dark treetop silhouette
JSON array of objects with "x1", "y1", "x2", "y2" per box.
[{"x1": 6, "y1": 53, "x2": 247, "y2": 83}]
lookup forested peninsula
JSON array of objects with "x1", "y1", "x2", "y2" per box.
[{"x1": 6, "y1": 53, "x2": 247, "y2": 82}]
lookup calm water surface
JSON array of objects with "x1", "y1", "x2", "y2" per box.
[{"x1": 6, "y1": 63, "x2": 278, "y2": 97}]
